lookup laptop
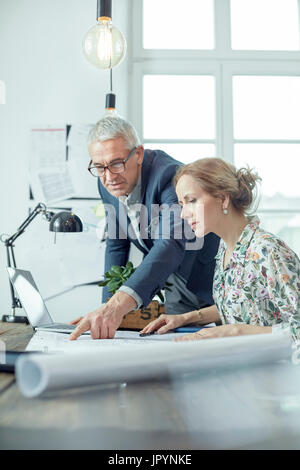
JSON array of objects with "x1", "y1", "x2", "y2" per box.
[{"x1": 7, "y1": 267, "x2": 89, "y2": 335}]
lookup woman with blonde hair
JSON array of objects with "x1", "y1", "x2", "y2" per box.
[{"x1": 141, "y1": 158, "x2": 300, "y2": 344}]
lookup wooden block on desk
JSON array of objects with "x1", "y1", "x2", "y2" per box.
[{"x1": 119, "y1": 301, "x2": 165, "y2": 330}]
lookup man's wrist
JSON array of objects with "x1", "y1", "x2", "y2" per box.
[{"x1": 105, "y1": 290, "x2": 138, "y2": 318}]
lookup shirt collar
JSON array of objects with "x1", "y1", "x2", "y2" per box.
[
  {"x1": 118, "y1": 174, "x2": 142, "y2": 206},
  {"x1": 216, "y1": 215, "x2": 261, "y2": 266}
]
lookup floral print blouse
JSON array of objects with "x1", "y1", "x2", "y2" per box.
[{"x1": 213, "y1": 216, "x2": 300, "y2": 344}]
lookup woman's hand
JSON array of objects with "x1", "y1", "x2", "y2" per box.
[
  {"x1": 140, "y1": 314, "x2": 186, "y2": 335},
  {"x1": 174, "y1": 324, "x2": 240, "y2": 342},
  {"x1": 174, "y1": 323, "x2": 272, "y2": 342}
]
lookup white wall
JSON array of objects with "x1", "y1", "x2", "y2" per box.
[{"x1": 0, "y1": 0, "x2": 130, "y2": 320}]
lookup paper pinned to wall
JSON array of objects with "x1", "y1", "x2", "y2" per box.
[
  {"x1": 66, "y1": 123, "x2": 98, "y2": 199},
  {"x1": 29, "y1": 124, "x2": 99, "y2": 203},
  {"x1": 66, "y1": 123, "x2": 93, "y2": 149},
  {"x1": 29, "y1": 126, "x2": 75, "y2": 203},
  {"x1": 31, "y1": 127, "x2": 67, "y2": 169},
  {"x1": 30, "y1": 168, "x2": 75, "y2": 203}
]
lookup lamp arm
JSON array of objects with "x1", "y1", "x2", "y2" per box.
[
  {"x1": 0, "y1": 203, "x2": 53, "y2": 322},
  {"x1": 5, "y1": 203, "x2": 53, "y2": 246},
  {"x1": 6, "y1": 243, "x2": 22, "y2": 309}
]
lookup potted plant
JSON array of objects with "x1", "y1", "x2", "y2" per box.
[{"x1": 99, "y1": 262, "x2": 172, "y2": 330}]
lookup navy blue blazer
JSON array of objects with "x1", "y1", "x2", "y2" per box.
[{"x1": 98, "y1": 149, "x2": 220, "y2": 307}]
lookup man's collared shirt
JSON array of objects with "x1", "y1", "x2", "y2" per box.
[
  {"x1": 213, "y1": 216, "x2": 300, "y2": 343},
  {"x1": 117, "y1": 175, "x2": 146, "y2": 308}
]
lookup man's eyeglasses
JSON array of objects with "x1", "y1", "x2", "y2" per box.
[{"x1": 88, "y1": 147, "x2": 137, "y2": 177}]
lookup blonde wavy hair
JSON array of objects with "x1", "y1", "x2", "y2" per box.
[{"x1": 174, "y1": 158, "x2": 261, "y2": 214}]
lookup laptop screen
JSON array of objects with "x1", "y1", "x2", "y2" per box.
[{"x1": 7, "y1": 268, "x2": 52, "y2": 327}]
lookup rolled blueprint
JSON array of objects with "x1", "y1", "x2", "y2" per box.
[{"x1": 16, "y1": 332, "x2": 293, "y2": 398}]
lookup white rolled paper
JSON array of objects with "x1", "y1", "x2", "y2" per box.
[{"x1": 16, "y1": 333, "x2": 292, "y2": 398}]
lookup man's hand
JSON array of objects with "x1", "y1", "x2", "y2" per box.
[
  {"x1": 69, "y1": 306, "x2": 122, "y2": 340},
  {"x1": 69, "y1": 291, "x2": 137, "y2": 340}
]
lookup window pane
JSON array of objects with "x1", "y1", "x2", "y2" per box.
[
  {"x1": 0, "y1": 80, "x2": 5, "y2": 104},
  {"x1": 143, "y1": 0, "x2": 214, "y2": 50},
  {"x1": 234, "y1": 143, "x2": 300, "y2": 202},
  {"x1": 231, "y1": 0, "x2": 300, "y2": 50},
  {"x1": 143, "y1": 75, "x2": 216, "y2": 139},
  {"x1": 258, "y1": 212, "x2": 300, "y2": 257},
  {"x1": 233, "y1": 76, "x2": 300, "y2": 139},
  {"x1": 144, "y1": 143, "x2": 215, "y2": 164}
]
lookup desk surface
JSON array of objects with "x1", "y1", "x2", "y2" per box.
[{"x1": 1, "y1": 321, "x2": 300, "y2": 450}]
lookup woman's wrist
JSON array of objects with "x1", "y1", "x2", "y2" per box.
[
  {"x1": 182, "y1": 309, "x2": 203, "y2": 326},
  {"x1": 182, "y1": 305, "x2": 221, "y2": 326}
]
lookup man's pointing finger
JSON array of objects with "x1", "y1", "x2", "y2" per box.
[{"x1": 69, "y1": 319, "x2": 90, "y2": 341}]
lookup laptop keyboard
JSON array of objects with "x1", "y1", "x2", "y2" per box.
[{"x1": 41, "y1": 323, "x2": 75, "y2": 330}]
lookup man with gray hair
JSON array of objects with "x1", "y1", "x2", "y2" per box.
[{"x1": 70, "y1": 115, "x2": 219, "y2": 340}]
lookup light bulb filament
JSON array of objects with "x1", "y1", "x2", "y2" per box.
[{"x1": 97, "y1": 26, "x2": 113, "y2": 66}]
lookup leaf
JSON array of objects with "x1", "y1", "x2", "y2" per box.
[
  {"x1": 123, "y1": 266, "x2": 136, "y2": 279},
  {"x1": 107, "y1": 279, "x2": 122, "y2": 293},
  {"x1": 110, "y1": 265, "x2": 123, "y2": 275}
]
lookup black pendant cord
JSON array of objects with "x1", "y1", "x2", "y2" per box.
[
  {"x1": 105, "y1": 69, "x2": 116, "y2": 110},
  {"x1": 110, "y1": 68, "x2": 113, "y2": 92}
]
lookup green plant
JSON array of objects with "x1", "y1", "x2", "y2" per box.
[{"x1": 99, "y1": 261, "x2": 172, "y2": 303}]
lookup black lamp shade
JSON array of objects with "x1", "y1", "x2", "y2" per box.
[
  {"x1": 105, "y1": 92, "x2": 116, "y2": 109},
  {"x1": 49, "y1": 212, "x2": 83, "y2": 233}
]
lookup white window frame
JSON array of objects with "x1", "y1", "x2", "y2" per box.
[
  {"x1": 131, "y1": 0, "x2": 300, "y2": 61},
  {"x1": 131, "y1": 61, "x2": 223, "y2": 157},
  {"x1": 0, "y1": 80, "x2": 5, "y2": 105},
  {"x1": 129, "y1": 0, "x2": 300, "y2": 252},
  {"x1": 130, "y1": 0, "x2": 300, "y2": 160},
  {"x1": 223, "y1": 61, "x2": 300, "y2": 160}
]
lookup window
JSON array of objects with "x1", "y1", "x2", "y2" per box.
[
  {"x1": 230, "y1": 0, "x2": 300, "y2": 51},
  {"x1": 233, "y1": 76, "x2": 300, "y2": 139},
  {"x1": 143, "y1": 0, "x2": 215, "y2": 50},
  {"x1": 131, "y1": 0, "x2": 300, "y2": 255},
  {"x1": 143, "y1": 75, "x2": 215, "y2": 140},
  {"x1": 0, "y1": 81, "x2": 5, "y2": 104}
]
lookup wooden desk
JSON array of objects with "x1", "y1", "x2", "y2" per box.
[{"x1": 1, "y1": 321, "x2": 300, "y2": 450}]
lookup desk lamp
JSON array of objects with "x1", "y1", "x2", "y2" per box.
[{"x1": 1, "y1": 203, "x2": 83, "y2": 324}]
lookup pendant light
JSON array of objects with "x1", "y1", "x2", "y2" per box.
[{"x1": 82, "y1": 0, "x2": 127, "y2": 70}]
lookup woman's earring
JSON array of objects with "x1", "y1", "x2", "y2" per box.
[{"x1": 223, "y1": 209, "x2": 228, "y2": 215}]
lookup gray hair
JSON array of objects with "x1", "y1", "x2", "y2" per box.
[{"x1": 87, "y1": 115, "x2": 141, "y2": 149}]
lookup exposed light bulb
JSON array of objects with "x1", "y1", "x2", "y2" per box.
[{"x1": 83, "y1": 18, "x2": 126, "y2": 69}]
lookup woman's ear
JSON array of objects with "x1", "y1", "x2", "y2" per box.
[
  {"x1": 221, "y1": 193, "x2": 230, "y2": 212},
  {"x1": 216, "y1": 193, "x2": 230, "y2": 211}
]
